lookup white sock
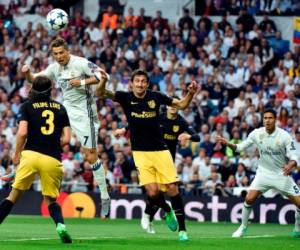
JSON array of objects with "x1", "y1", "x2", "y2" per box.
[
  {"x1": 295, "y1": 208, "x2": 300, "y2": 232},
  {"x1": 241, "y1": 202, "x2": 252, "y2": 227},
  {"x1": 91, "y1": 159, "x2": 110, "y2": 199}
]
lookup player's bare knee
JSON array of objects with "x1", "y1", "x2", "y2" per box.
[
  {"x1": 83, "y1": 148, "x2": 98, "y2": 164},
  {"x1": 7, "y1": 188, "x2": 24, "y2": 203},
  {"x1": 245, "y1": 196, "x2": 256, "y2": 205},
  {"x1": 44, "y1": 196, "x2": 56, "y2": 206},
  {"x1": 148, "y1": 190, "x2": 159, "y2": 198},
  {"x1": 145, "y1": 184, "x2": 160, "y2": 198}
]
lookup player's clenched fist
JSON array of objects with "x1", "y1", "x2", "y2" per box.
[
  {"x1": 113, "y1": 128, "x2": 126, "y2": 138},
  {"x1": 216, "y1": 135, "x2": 228, "y2": 145},
  {"x1": 187, "y1": 81, "x2": 198, "y2": 95},
  {"x1": 21, "y1": 65, "x2": 30, "y2": 74}
]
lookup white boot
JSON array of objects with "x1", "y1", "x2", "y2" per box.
[
  {"x1": 147, "y1": 222, "x2": 156, "y2": 234},
  {"x1": 232, "y1": 225, "x2": 247, "y2": 238}
]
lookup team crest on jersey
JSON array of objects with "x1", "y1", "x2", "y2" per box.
[
  {"x1": 173, "y1": 125, "x2": 179, "y2": 132},
  {"x1": 148, "y1": 100, "x2": 156, "y2": 109}
]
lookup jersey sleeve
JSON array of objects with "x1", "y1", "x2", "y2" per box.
[
  {"x1": 33, "y1": 64, "x2": 56, "y2": 80},
  {"x1": 284, "y1": 134, "x2": 299, "y2": 165},
  {"x1": 155, "y1": 91, "x2": 173, "y2": 106},
  {"x1": 114, "y1": 91, "x2": 127, "y2": 107},
  {"x1": 236, "y1": 129, "x2": 256, "y2": 152},
  {"x1": 17, "y1": 103, "x2": 29, "y2": 123},
  {"x1": 61, "y1": 106, "x2": 71, "y2": 128},
  {"x1": 81, "y1": 59, "x2": 102, "y2": 80}
]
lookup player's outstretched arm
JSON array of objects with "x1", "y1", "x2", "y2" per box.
[
  {"x1": 170, "y1": 81, "x2": 198, "y2": 110},
  {"x1": 21, "y1": 65, "x2": 35, "y2": 83},
  {"x1": 216, "y1": 135, "x2": 237, "y2": 151},
  {"x1": 101, "y1": 89, "x2": 115, "y2": 99},
  {"x1": 178, "y1": 133, "x2": 200, "y2": 144},
  {"x1": 96, "y1": 71, "x2": 110, "y2": 97},
  {"x1": 70, "y1": 68, "x2": 110, "y2": 88},
  {"x1": 113, "y1": 128, "x2": 127, "y2": 138}
]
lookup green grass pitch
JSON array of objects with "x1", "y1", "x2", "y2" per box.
[{"x1": 0, "y1": 216, "x2": 299, "y2": 250}]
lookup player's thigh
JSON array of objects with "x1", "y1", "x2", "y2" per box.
[
  {"x1": 248, "y1": 173, "x2": 270, "y2": 194},
  {"x1": 132, "y1": 151, "x2": 156, "y2": 186},
  {"x1": 152, "y1": 150, "x2": 179, "y2": 184},
  {"x1": 276, "y1": 175, "x2": 300, "y2": 198},
  {"x1": 37, "y1": 153, "x2": 63, "y2": 198},
  {"x1": 70, "y1": 115, "x2": 100, "y2": 149},
  {"x1": 12, "y1": 150, "x2": 38, "y2": 191}
]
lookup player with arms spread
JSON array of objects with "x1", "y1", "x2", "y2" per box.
[
  {"x1": 114, "y1": 96, "x2": 200, "y2": 237},
  {"x1": 0, "y1": 76, "x2": 72, "y2": 243},
  {"x1": 100, "y1": 69, "x2": 198, "y2": 241},
  {"x1": 21, "y1": 38, "x2": 110, "y2": 218},
  {"x1": 217, "y1": 108, "x2": 300, "y2": 238}
]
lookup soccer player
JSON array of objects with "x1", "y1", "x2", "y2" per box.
[
  {"x1": 99, "y1": 69, "x2": 198, "y2": 241},
  {"x1": 216, "y1": 108, "x2": 300, "y2": 238},
  {"x1": 114, "y1": 96, "x2": 200, "y2": 237},
  {"x1": 0, "y1": 76, "x2": 72, "y2": 243},
  {"x1": 21, "y1": 38, "x2": 110, "y2": 218}
]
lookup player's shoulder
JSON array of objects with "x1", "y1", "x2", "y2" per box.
[
  {"x1": 47, "y1": 60, "x2": 60, "y2": 70},
  {"x1": 249, "y1": 127, "x2": 263, "y2": 137},
  {"x1": 71, "y1": 55, "x2": 95, "y2": 66},
  {"x1": 21, "y1": 100, "x2": 31, "y2": 107},
  {"x1": 150, "y1": 90, "x2": 165, "y2": 96},
  {"x1": 177, "y1": 113, "x2": 185, "y2": 121},
  {"x1": 276, "y1": 127, "x2": 291, "y2": 137},
  {"x1": 116, "y1": 90, "x2": 130, "y2": 96},
  {"x1": 51, "y1": 99, "x2": 66, "y2": 110}
]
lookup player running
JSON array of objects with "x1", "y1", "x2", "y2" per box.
[
  {"x1": 99, "y1": 69, "x2": 198, "y2": 241},
  {"x1": 21, "y1": 38, "x2": 110, "y2": 218},
  {"x1": 0, "y1": 76, "x2": 72, "y2": 243},
  {"x1": 114, "y1": 96, "x2": 200, "y2": 239},
  {"x1": 217, "y1": 108, "x2": 300, "y2": 238}
]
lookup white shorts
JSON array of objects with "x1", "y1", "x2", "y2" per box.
[
  {"x1": 69, "y1": 115, "x2": 100, "y2": 149},
  {"x1": 249, "y1": 172, "x2": 300, "y2": 196}
]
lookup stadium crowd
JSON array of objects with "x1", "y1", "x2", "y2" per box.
[{"x1": 1, "y1": 0, "x2": 300, "y2": 197}]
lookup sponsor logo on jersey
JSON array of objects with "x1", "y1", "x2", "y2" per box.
[
  {"x1": 148, "y1": 100, "x2": 155, "y2": 109},
  {"x1": 164, "y1": 134, "x2": 177, "y2": 140},
  {"x1": 131, "y1": 111, "x2": 156, "y2": 118}
]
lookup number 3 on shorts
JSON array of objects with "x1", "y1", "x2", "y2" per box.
[
  {"x1": 293, "y1": 185, "x2": 300, "y2": 194},
  {"x1": 84, "y1": 136, "x2": 89, "y2": 146}
]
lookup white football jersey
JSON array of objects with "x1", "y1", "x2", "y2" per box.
[
  {"x1": 236, "y1": 127, "x2": 298, "y2": 176},
  {"x1": 36, "y1": 55, "x2": 99, "y2": 117}
]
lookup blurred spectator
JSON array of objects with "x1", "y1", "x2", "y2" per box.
[{"x1": 101, "y1": 5, "x2": 119, "y2": 30}]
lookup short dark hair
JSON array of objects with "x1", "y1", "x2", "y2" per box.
[
  {"x1": 29, "y1": 76, "x2": 52, "y2": 101},
  {"x1": 50, "y1": 37, "x2": 68, "y2": 50},
  {"x1": 263, "y1": 108, "x2": 277, "y2": 118},
  {"x1": 172, "y1": 95, "x2": 180, "y2": 100},
  {"x1": 131, "y1": 69, "x2": 149, "y2": 83}
]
